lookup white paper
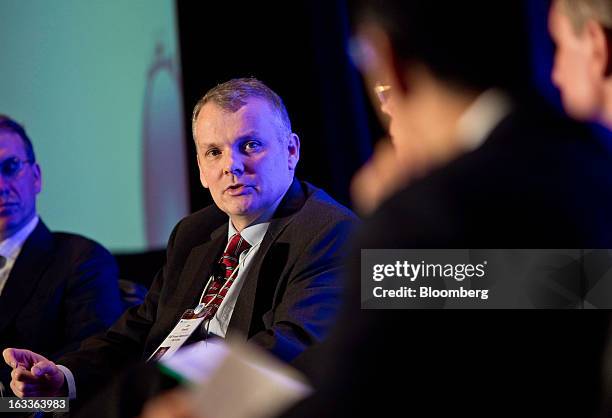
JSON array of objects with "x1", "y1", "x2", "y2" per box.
[
  {"x1": 187, "y1": 340, "x2": 313, "y2": 418},
  {"x1": 159, "y1": 338, "x2": 313, "y2": 418},
  {"x1": 160, "y1": 339, "x2": 230, "y2": 382}
]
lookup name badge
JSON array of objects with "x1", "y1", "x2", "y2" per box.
[
  {"x1": 147, "y1": 307, "x2": 212, "y2": 362},
  {"x1": 148, "y1": 245, "x2": 255, "y2": 363}
]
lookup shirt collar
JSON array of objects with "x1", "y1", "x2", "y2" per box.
[
  {"x1": 226, "y1": 181, "x2": 291, "y2": 245},
  {"x1": 227, "y1": 220, "x2": 269, "y2": 247},
  {"x1": 0, "y1": 215, "x2": 39, "y2": 260},
  {"x1": 455, "y1": 88, "x2": 513, "y2": 152}
]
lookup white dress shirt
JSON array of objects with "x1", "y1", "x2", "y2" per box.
[
  {"x1": 455, "y1": 88, "x2": 513, "y2": 153},
  {"x1": 0, "y1": 215, "x2": 39, "y2": 296},
  {"x1": 203, "y1": 220, "x2": 270, "y2": 338}
]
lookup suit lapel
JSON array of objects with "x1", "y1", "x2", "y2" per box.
[
  {"x1": 0, "y1": 221, "x2": 54, "y2": 335},
  {"x1": 226, "y1": 179, "x2": 307, "y2": 338},
  {"x1": 169, "y1": 224, "x2": 227, "y2": 314}
]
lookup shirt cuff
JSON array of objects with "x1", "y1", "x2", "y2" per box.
[{"x1": 56, "y1": 365, "x2": 76, "y2": 400}]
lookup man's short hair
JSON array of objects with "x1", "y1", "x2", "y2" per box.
[
  {"x1": 191, "y1": 77, "x2": 292, "y2": 140},
  {"x1": 353, "y1": 0, "x2": 530, "y2": 95},
  {"x1": 558, "y1": 0, "x2": 612, "y2": 32},
  {"x1": 0, "y1": 115, "x2": 36, "y2": 162}
]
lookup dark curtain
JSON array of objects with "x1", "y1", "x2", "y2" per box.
[{"x1": 176, "y1": 0, "x2": 378, "y2": 211}]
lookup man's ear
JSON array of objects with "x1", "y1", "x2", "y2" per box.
[
  {"x1": 32, "y1": 163, "x2": 42, "y2": 194},
  {"x1": 196, "y1": 154, "x2": 209, "y2": 188},
  {"x1": 585, "y1": 18, "x2": 612, "y2": 78},
  {"x1": 287, "y1": 133, "x2": 300, "y2": 171}
]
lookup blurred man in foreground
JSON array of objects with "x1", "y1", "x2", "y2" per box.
[
  {"x1": 286, "y1": 1, "x2": 612, "y2": 417},
  {"x1": 0, "y1": 115, "x2": 122, "y2": 394}
]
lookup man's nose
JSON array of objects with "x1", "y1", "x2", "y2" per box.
[{"x1": 222, "y1": 151, "x2": 244, "y2": 176}]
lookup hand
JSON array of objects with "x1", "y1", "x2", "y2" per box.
[
  {"x1": 2, "y1": 348, "x2": 65, "y2": 397},
  {"x1": 140, "y1": 389, "x2": 197, "y2": 418},
  {"x1": 351, "y1": 139, "x2": 415, "y2": 215}
]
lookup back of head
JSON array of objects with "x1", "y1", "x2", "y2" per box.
[{"x1": 353, "y1": 0, "x2": 532, "y2": 96}]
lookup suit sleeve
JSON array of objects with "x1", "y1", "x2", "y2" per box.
[
  {"x1": 247, "y1": 217, "x2": 356, "y2": 373},
  {"x1": 50, "y1": 241, "x2": 122, "y2": 360},
  {"x1": 57, "y1": 223, "x2": 181, "y2": 402}
]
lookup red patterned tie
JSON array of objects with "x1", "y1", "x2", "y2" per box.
[{"x1": 199, "y1": 233, "x2": 251, "y2": 320}]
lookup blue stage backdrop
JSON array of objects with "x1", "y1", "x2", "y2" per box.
[{"x1": 0, "y1": 0, "x2": 189, "y2": 252}]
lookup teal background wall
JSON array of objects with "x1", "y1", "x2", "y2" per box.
[{"x1": 0, "y1": 0, "x2": 188, "y2": 251}]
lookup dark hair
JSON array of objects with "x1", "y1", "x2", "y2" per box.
[
  {"x1": 353, "y1": 0, "x2": 531, "y2": 95},
  {"x1": 192, "y1": 77, "x2": 292, "y2": 140},
  {"x1": 0, "y1": 115, "x2": 36, "y2": 162}
]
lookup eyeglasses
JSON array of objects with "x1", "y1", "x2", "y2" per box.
[
  {"x1": 374, "y1": 83, "x2": 392, "y2": 105},
  {"x1": 0, "y1": 157, "x2": 34, "y2": 179},
  {"x1": 347, "y1": 36, "x2": 393, "y2": 106}
]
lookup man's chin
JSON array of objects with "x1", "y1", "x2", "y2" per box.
[
  {"x1": 561, "y1": 95, "x2": 598, "y2": 123},
  {"x1": 222, "y1": 195, "x2": 256, "y2": 213},
  {"x1": 225, "y1": 203, "x2": 268, "y2": 226},
  {"x1": 227, "y1": 206, "x2": 257, "y2": 218}
]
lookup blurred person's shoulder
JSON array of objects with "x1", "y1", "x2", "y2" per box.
[
  {"x1": 45, "y1": 225, "x2": 116, "y2": 266},
  {"x1": 357, "y1": 99, "x2": 612, "y2": 248}
]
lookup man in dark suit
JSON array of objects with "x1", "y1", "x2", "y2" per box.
[
  {"x1": 281, "y1": 1, "x2": 612, "y2": 418},
  {"x1": 4, "y1": 78, "x2": 355, "y2": 410},
  {"x1": 0, "y1": 115, "x2": 122, "y2": 394}
]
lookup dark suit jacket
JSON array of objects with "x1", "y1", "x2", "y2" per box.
[
  {"x1": 59, "y1": 179, "x2": 356, "y2": 403},
  {"x1": 0, "y1": 220, "x2": 122, "y2": 390},
  {"x1": 352, "y1": 105, "x2": 612, "y2": 249},
  {"x1": 284, "y1": 101, "x2": 612, "y2": 418}
]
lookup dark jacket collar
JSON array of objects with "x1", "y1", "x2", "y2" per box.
[
  {"x1": 226, "y1": 178, "x2": 307, "y2": 337},
  {"x1": 0, "y1": 220, "x2": 54, "y2": 335},
  {"x1": 170, "y1": 178, "x2": 308, "y2": 340}
]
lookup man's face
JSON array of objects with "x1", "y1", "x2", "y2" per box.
[
  {"x1": 0, "y1": 131, "x2": 41, "y2": 239},
  {"x1": 194, "y1": 98, "x2": 299, "y2": 229},
  {"x1": 549, "y1": 0, "x2": 603, "y2": 120}
]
